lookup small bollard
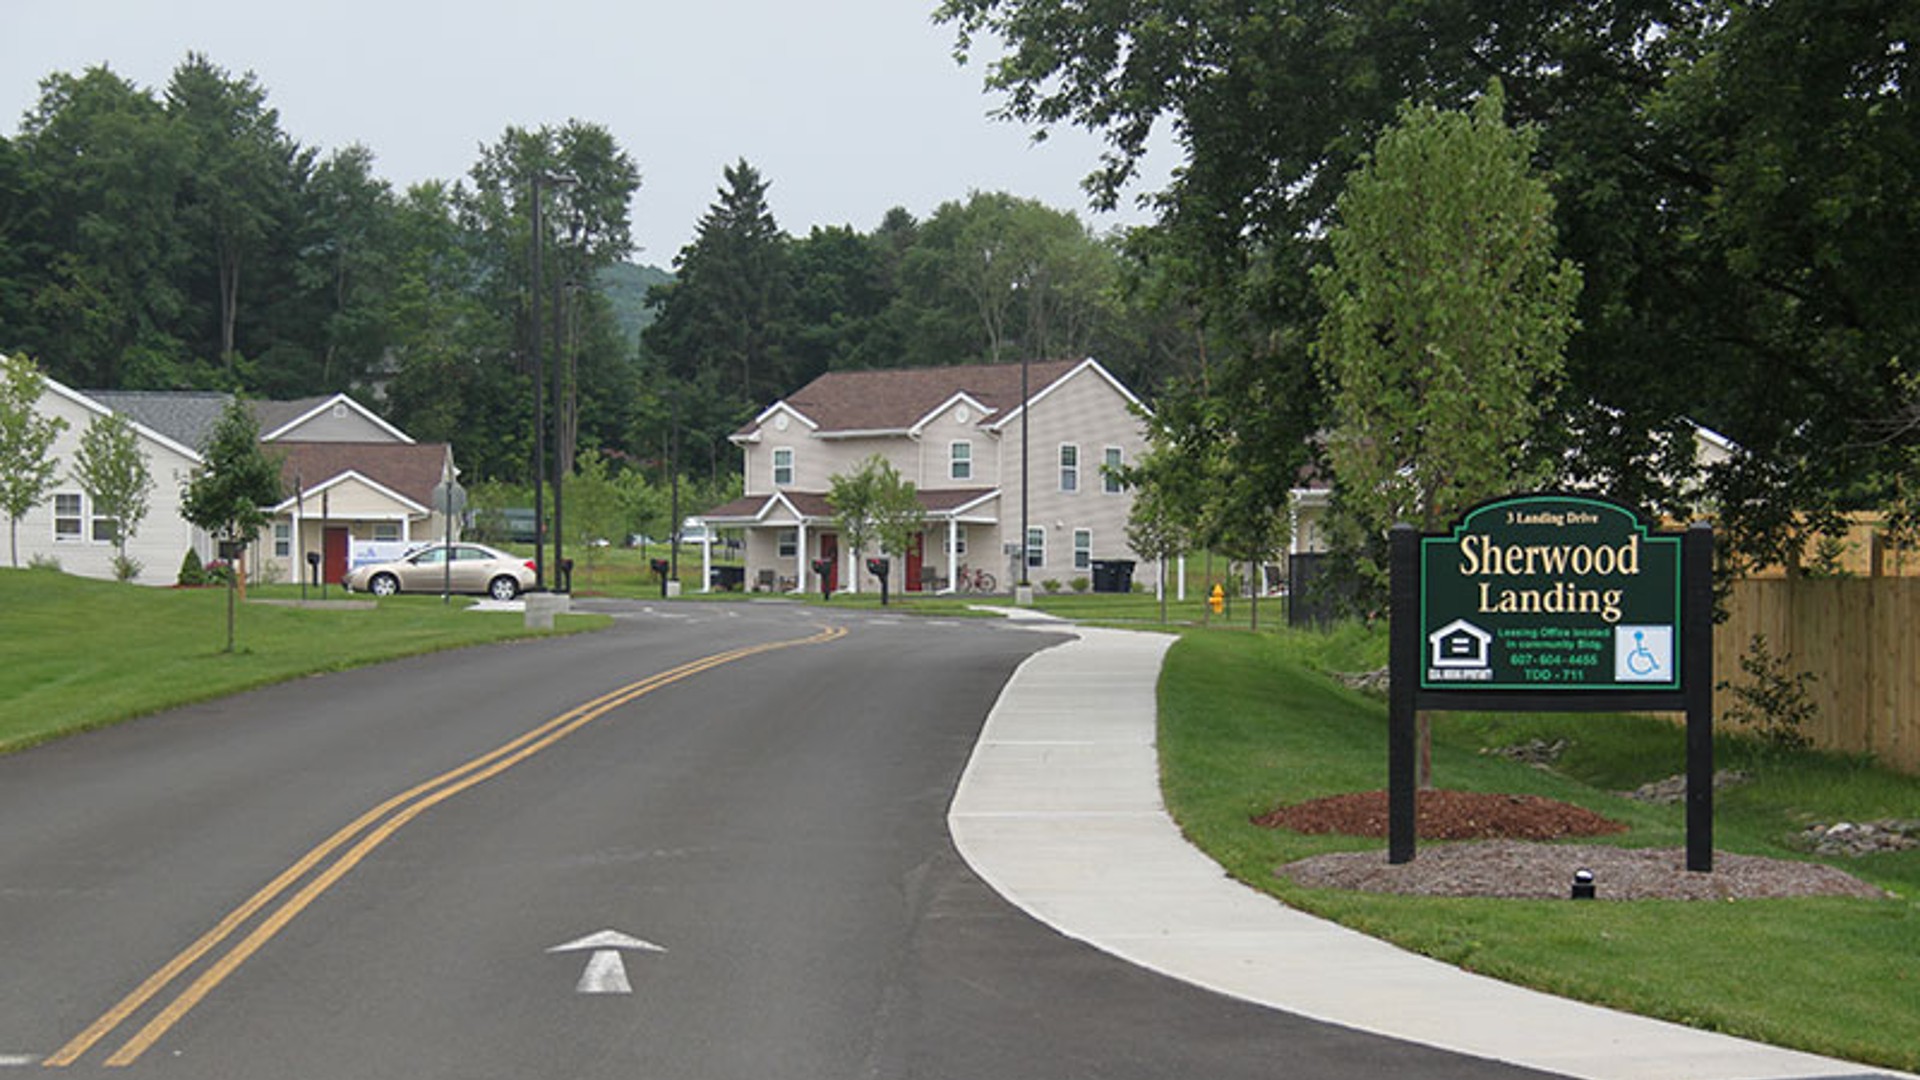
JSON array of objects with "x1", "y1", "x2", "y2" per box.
[{"x1": 1571, "y1": 868, "x2": 1596, "y2": 900}]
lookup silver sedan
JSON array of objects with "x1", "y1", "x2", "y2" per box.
[{"x1": 343, "y1": 542, "x2": 535, "y2": 600}]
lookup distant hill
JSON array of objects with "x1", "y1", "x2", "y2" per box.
[{"x1": 598, "y1": 262, "x2": 674, "y2": 347}]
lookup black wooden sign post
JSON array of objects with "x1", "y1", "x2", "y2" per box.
[{"x1": 1388, "y1": 494, "x2": 1716, "y2": 871}]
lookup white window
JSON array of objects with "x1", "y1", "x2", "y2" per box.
[
  {"x1": 1074, "y1": 528, "x2": 1092, "y2": 571},
  {"x1": 90, "y1": 509, "x2": 118, "y2": 543},
  {"x1": 274, "y1": 522, "x2": 292, "y2": 557},
  {"x1": 773, "y1": 447, "x2": 794, "y2": 487},
  {"x1": 373, "y1": 522, "x2": 401, "y2": 542},
  {"x1": 53, "y1": 493, "x2": 83, "y2": 541},
  {"x1": 954, "y1": 528, "x2": 968, "y2": 557},
  {"x1": 777, "y1": 529, "x2": 797, "y2": 558},
  {"x1": 949, "y1": 440, "x2": 972, "y2": 481},
  {"x1": 1059, "y1": 444, "x2": 1079, "y2": 492},
  {"x1": 1027, "y1": 527, "x2": 1046, "y2": 569},
  {"x1": 1103, "y1": 447, "x2": 1125, "y2": 494}
]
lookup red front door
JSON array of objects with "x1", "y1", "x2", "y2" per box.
[
  {"x1": 819, "y1": 533, "x2": 838, "y2": 592},
  {"x1": 324, "y1": 527, "x2": 350, "y2": 584},
  {"x1": 906, "y1": 532, "x2": 925, "y2": 592}
]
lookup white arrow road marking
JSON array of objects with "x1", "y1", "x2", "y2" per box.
[
  {"x1": 548, "y1": 930, "x2": 666, "y2": 995},
  {"x1": 573, "y1": 950, "x2": 632, "y2": 994},
  {"x1": 0, "y1": 1053, "x2": 39, "y2": 1067}
]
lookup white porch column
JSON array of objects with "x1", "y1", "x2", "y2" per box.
[
  {"x1": 701, "y1": 535, "x2": 713, "y2": 593},
  {"x1": 1177, "y1": 555, "x2": 1187, "y2": 601},
  {"x1": 945, "y1": 519, "x2": 959, "y2": 595},
  {"x1": 796, "y1": 521, "x2": 809, "y2": 594}
]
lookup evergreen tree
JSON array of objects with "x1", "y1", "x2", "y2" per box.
[{"x1": 643, "y1": 159, "x2": 795, "y2": 469}]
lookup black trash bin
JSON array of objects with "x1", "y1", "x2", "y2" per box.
[
  {"x1": 1091, "y1": 559, "x2": 1135, "y2": 593},
  {"x1": 709, "y1": 565, "x2": 746, "y2": 591},
  {"x1": 1088, "y1": 559, "x2": 1115, "y2": 593}
]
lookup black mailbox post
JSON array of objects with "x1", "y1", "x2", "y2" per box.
[
  {"x1": 867, "y1": 556, "x2": 891, "y2": 606},
  {"x1": 650, "y1": 557, "x2": 670, "y2": 598},
  {"x1": 812, "y1": 559, "x2": 832, "y2": 602},
  {"x1": 305, "y1": 550, "x2": 321, "y2": 589}
]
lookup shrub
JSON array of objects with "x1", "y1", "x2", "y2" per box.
[
  {"x1": 1717, "y1": 634, "x2": 1818, "y2": 753},
  {"x1": 1041, "y1": 578, "x2": 1063, "y2": 593},
  {"x1": 203, "y1": 559, "x2": 235, "y2": 585},
  {"x1": 27, "y1": 553, "x2": 60, "y2": 572},
  {"x1": 112, "y1": 554, "x2": 142, "y2": 583},
  {"x1": 178, "y1": 548, "x2": 206, "y2": 586},
  {"x1": 1070, "y1": 576, "x2": 1090, "y2": 593}
]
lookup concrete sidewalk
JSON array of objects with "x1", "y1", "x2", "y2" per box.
[{"x1": 949, "y1": 621, "x2": 1908, "y2": 1080}]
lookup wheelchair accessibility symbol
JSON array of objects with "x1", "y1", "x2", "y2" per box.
[{"x1": 1614, "y1": 625, "x2": 1674, "y2": 682}]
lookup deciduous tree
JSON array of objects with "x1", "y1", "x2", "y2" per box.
[
  {"x1": 826, "y1": 454, "x2": 923, "y2": 604},
  {"x1": 1312, "y1": 85, "x2": 1581, "y2": 596},
  {"x1": 0, "y1": 354, "x2": 68, "y2": 567},
  {"x1": 73, "y1": 410, "x2": 154, "y2": 579}
]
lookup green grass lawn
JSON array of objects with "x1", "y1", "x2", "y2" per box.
[
  {"x1": 0, "y1": 568, "x2": 606, "y2": 753},
  {"x1": 1159, "y1": 625, "x2": 1920, "y2": 1072}
]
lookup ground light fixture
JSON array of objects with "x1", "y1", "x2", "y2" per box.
[{"x1": 1571, "y1": 868, "x2": 1596, "y2": 900}]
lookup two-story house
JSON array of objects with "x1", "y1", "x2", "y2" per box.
[{"x1": 696, "y1": 357, "x2": 1152, "y2": 596}]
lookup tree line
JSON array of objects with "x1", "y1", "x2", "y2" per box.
[{"x1": 0, "y1": 54, "x2": 1194, "y2": 521}]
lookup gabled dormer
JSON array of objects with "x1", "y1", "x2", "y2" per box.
[{"x1": 255, "y1": 394, "x2": 413, "y2": 444}]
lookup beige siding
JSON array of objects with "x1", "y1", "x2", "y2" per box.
[
  {"x1": 993, "y1": 366, "x2": 1149, "y2": 584},
  {"x1": 21, "y1": 385, "x2": 204, "y2": 585}
]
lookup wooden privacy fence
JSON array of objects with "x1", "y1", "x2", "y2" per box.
[{"x1": 1715, "y1": 577, "x2": 1920, "y2": 774}]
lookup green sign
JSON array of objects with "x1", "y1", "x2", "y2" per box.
[{"x1": 1419, "y1": 495, "x2": 1681, "y2": 691}]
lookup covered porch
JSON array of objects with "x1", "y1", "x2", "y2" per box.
[{"x1": 694, "y1": 488, "x2": 1005, "y2": 596}]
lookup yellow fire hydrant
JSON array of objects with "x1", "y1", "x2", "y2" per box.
[{"x1": 1208, "y1": 583, "x2": 1225, "y2": 615}]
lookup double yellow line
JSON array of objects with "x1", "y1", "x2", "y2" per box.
[{"x1": 46, "y1": 624, "x2": 846, "y2": 1068}]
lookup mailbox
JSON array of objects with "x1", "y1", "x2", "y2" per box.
[
  {"x1": 866, "y1": 557, "x2": 889, "y2": 579},
  {"x1": 650, "y1": 558, "x2": 670, "y2": 576}
]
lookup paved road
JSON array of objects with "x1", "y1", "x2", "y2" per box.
[{"x1": 0, "y1": 600, "x2": 1554, "y2": 1078}]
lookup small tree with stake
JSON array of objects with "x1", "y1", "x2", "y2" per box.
[
  {"x1": 180, "y1": 399, "x2": 282, "y2": 651},
  {"x1": 828, "y1": 455, "x2": 923, "y2": 606},
  {"x1": 74, "y1": 411, "x2": 154, "y2": 581}
]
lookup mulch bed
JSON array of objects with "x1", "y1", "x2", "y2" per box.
[{"x1": 1253, "y1": 789, "x2": 1627, "y2": 841}]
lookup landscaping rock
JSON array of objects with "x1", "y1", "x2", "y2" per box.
[
  {"x1": 1620, "y1": 770, "x2": 1751, "y2": 804},
  {"x1": 1801, "y1": 820, "x2": 1920, "y2": 857},
  {"x1": 1482, "y1": 738, "x2": 1569, "y2": 768}
]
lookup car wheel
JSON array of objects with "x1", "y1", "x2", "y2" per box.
[
  {"x1": 369, "y1": 573, "x2": 400, "y2": 597},
  {"x1": 489, "y1": 575, "x2": 520, "y2": 601}
]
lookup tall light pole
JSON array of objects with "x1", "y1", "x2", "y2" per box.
[
  {"x1": 529, "y1": 169, "x2": 578, "y2": 593},
  {"x1": 529, "y1": 174, "x2": 548, "y2": 591}
]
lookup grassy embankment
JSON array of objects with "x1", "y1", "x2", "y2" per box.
[
  {"x1": 0, "y1": 568, "x2": 604, "y2": 753},
  {"x1": 1158, "y1": 622, "x2": 1919, "y2": 1072}
]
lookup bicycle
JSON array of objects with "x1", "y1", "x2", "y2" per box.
[{"x1": 953, "y1": 565, "x2": 997, "y2": 593}]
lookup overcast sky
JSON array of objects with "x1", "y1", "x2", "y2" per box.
[{"x1": 2, "y1": 0, "x2": 1172, "y2": 264}]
